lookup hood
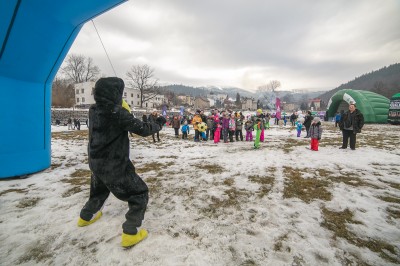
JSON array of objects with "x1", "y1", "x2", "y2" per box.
[{"x1": 94, "y1": 77, "x2": 124, "y2": 105}]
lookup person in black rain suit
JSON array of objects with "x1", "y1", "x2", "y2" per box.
[{"x1": 77, "y1": 77, "x2": 166, "y2": 248}]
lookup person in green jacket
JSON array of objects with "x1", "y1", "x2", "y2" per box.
[{"x1": 254, "y1": 118, "x2": 262, "y2": 149}]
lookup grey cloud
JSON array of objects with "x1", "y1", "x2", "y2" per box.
[{"x1": 69, "y1": 0, "x2": 400, "y2": 91}]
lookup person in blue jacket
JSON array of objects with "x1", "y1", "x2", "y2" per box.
[
  {"x1": 181, "y1": 121, "x2": 190, "y2": 139},
  {"x1": 335, "y1": 112, "x2": 341, "y2": 127}
]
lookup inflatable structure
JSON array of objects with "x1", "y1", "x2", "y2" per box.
[
  {"x1": 326, "y1": 89, "x2": 390, "y2": 123},
  {"x1": 0, "y1": 0, "x2": 126, "y2": 178},
  {"x1": 388, "y1": 93, "x2": 400, "y2": 125}
]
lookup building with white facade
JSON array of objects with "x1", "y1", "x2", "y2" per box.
[
  {"x1": 74, "y1": 81, "x2": 95, "y2": 107},
  {"x1": 74, "y1": 81, "x2": 165, "y2": 109}
]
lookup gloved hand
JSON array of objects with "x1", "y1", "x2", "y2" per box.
[
  {"x1": 156, "y1": 116, "x2": 166, "y2": 127},
  {"x1": 318, "y1": 138, "x2": 321, "y2": 140}
]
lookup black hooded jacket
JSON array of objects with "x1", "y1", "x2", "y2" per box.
[
  {"x1": 339, "y1": 109, "x2": 364, "y2": 133},
  {"x1": 88, "y1": 77, "x2": 165, "y2": 175}
]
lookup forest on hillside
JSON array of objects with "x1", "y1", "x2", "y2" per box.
[{"x1": 319, "y1": 63, "x2": 400, "y2": 102}]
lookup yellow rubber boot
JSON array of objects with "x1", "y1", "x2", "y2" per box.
[
  {"x1": 121, "y1": 229, "x2": 148, "y2": 248},
  {"x1": 77, "y1": 211, "x2": 102, "y2": 227}
]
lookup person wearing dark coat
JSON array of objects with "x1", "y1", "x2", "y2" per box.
[
  {"x1": 148, "y1": 110, "x2": 161, "y2": 142},
  {"x1": 77, "y1": 77, "x2": 166, "y2": 248},
  {"x1": 303, "y1": 111, "x2": 313, "y2": 138},
  {"x1": 171, "y1": 115, "x2": 181, "y2": 138},
  {"x1": 339, "y1": 103, "x2": 364, "y2": 150},
  {"x1": 290, "y1": 113, "x2": 297, "y2": 126}
]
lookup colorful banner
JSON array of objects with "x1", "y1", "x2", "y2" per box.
[
  {"x1": 162, "y1": 104, "x2": 167, "y2": 116},
  {"x1": 276, "y1": 98, "x2": 281, "y2": 120},
  {"x1": 180, "y1": 106, "x2": 184, "y2": 116}
]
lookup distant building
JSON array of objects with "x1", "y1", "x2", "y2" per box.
[
  {"x1": 74, "y1": 81, "x2": 95, "y2": 108},
  {"x1": 282, "y1": 102, "x2": 299, "y2": 112},
  {"x1": 177, "y1": 95, "x2": 193, "y2": 106},
  {"x1": 74, "y1": 81, "x2": 165, "y2": 110},
  {"x1": 207, "y1": 98, "x2": 216, "y2": 107},
  {"x1": 241, "y1": 98, "x2": 257, "y2": 111},
  {"x1": 194, "y1": 97, "x2": 210, "y2": 110},
  {"x1": 308, "y1": 98, "x2": 321, "y2": 110},
  {"x1": 207, "y1": 93, "x2": 227, "y2": 102},
  {"x1": 123, "y1": 87, "x2": 141, "y2": 108}
]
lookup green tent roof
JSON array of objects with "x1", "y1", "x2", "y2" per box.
[{"x1": 327, "y1": 89, "x2": 390, "y2": 123}]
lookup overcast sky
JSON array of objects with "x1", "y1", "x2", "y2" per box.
[{"x1": 67, "y1": 0, "x2": 400, "y2": 92}]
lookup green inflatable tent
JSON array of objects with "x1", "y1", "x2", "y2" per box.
[{"x1": 327, "y1": 89, "x2": 390, "y2": 123}]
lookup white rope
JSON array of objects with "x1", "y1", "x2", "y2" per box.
[{"x1": 91, "y1": 20, "x2": 117, "y2": 76}]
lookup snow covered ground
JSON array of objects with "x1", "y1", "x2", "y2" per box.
[{"x1": 1, "y1": 122, "x2": 399, "y2": 266}]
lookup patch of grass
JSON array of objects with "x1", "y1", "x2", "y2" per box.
[
  {"x1": 50, "y1": 163, "x2": 62, "y2": 170},
  {"x1": 52, "y1": 130, "x2": 88, "y2": 140},
  {"x1": 246, "y1": 229, "x2": 256, "y2": 235},
  {"x1": 61, "y1": 177, "x2": 90, "y2": 186},
  {"x1": 358, "y1": 133, "x2": 398, "y2": 151},
  {"x1": 184, "y1": 228, "x2": 199, "y2": 239},
  {"x1": 16, "y1": 197, "x2": 41, "y2": 208},
  {"x1": 386, "y1": 207, "x2": 400, "y2": 219},
  {"x1": 193, "y1": 162, "x2": 225, "y2": 174},
  {"x1": 62, "y1": 187, "x2": 83, "y2": 198},
  {"x1": 145, "y1": 176, "x2": 162, "y2": 195},
  {"x1": 136, "y1": 161, "x2": 175, "y2": 173},
  {"x1": 240, "y1": 260, "x2": 257, "y2": 266},
  {"x1": 248, "y1": 174, "x2": 274, "y2": 198},
  {"x1": 18, "y1": 241, "x2": 53, "y2": 264},
  {"x1": 328, "y1": 171, "x2": 380, "y2": 189},
  {"x1": 316, "y1": 168, "x2": 334, "y2": 177},
  {"x1": 292, "y1": 255, "x2": 305, "y2": 265},
  {"x1": 160, "y1": 155, "x2": 178, "y2": 159},
  {"x1": 223, "y1": 178, "x2": 235, "y2": 186},
  {"x1": 281, "y1": 138, "x2": 305, "y2": 153},
  {"x1": 200, "y1": 187, "x2": 251, "y2": 218},
  {"x1": 0, "y1": 188, "x2": 27, "y2": 196},
  {"x1": 60, "y1": 170, "x2": 90, "y2": 197},
  {"x1": 314, "y1": 252, "x2": 329, "y2": 264},
  {"x1": 377, "y1": 195, "x2": 400, "y2": 204},
  {"x1": 283, "y1": 167, "x2": 332, "y2": 203},
  {"x1": 70, "y1": 169, "x2": 91, "y2": 178},
  {"x1": 378, "y1": 179, "x2": 400, "y2": 190},
  {"x1": 273, "y1": 233, "x2": 289, "y2": 252},
  {"x1": 321, "y1": 207, "x2": 399, "y2": 264}
]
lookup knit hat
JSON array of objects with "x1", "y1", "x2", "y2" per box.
[
  {"x1": 313, "y1": 117, "x2": 320, "y2": 123},
  {"x1": 257, "y1": 109, "x2": 262, "y2": 114}
]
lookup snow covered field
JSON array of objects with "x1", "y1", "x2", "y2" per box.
[{"x1": 1, "y1": 122, "x2": 399, "y2": 266}]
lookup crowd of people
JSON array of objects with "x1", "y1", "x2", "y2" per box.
[
  {"x1": 146, "y1": 104, "x2": 364, "y2": 151},
  {"x1": 143, "y1": 109, "x2": 327, "y2": 150}
]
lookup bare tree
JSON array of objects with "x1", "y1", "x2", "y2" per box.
[
  {"x1": 52, "y1": 77, "x2": 75, "y2": 107},
  {"x1": 61, "y1": 54, "x2": 100, "y2": 83},
  {"x1": 257, "y1": 80, "x2": 281, "y2": 109},
  {"x1": 257, "y1": 80, "x2": 281, "y2": 95},
  {"x1": 126, "y1": 64, "x2": 159, "y2": 108}
]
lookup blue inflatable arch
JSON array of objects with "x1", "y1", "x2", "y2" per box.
[{"x1": 0, "y1": 0, "x2": 126, "y2": 178}]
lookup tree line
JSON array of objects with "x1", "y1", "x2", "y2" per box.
[{"x1": 52, "y1": 54, "x2": 160, "y2": 108}]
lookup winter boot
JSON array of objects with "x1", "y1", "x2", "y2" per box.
[
  {"x1": 77, "y1": 211, "x2": 102, "y2": 227},
  {"x1": 121, "y1": 229, "x2": 148, "y2": 248}
]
